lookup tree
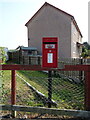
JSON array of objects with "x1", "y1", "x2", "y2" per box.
[
  {"x1": 0, "y1": 47, "x2": 6, "y2": 64},
  {"x1": 81, "y1": 42, "x2": 90, "y2": 58}
]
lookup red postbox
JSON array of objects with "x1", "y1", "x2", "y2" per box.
[{"x1": 42, "y1": 37, "x2": 58, "y2": 68}]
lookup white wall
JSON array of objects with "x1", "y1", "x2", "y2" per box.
[
  {"x1": 71, "y1": 22, "x2": 82, "y2": 58},
  {"x1": 27, "y1": 5, "x2": 71, "y2": 58}
]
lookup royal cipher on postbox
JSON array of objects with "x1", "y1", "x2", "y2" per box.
[{"x1": 42, "y1": 37, "x2": 58, "y2": 68}]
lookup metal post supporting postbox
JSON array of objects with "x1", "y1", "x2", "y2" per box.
[
  {"x1": 11, "y1": 70, "x2": 16, "y2": 117},
  {"x1": 48, "y1": 71, "x2": 52, "y2": 108}
]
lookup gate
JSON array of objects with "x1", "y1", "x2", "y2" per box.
[{"x1": 0, "y1": 64, "x2": 90, "y2": 118}]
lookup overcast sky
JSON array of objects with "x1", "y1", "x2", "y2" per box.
[{"x1": 0, "y1": 0, "x2": 89, "y2": 49}]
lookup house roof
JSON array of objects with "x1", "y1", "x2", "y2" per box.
[
  {"x1": 21, "y1": 47, "x2": 37, "y2": 51},
  {"x1": 16, "y1": 46, "x2": 37, "y2": 51},
  {"x1": 25, "y1": 2, "x2": 83, "y2": 37},
  {"x1": 8, "y1": 46, "x2": 37, "y2": 53}
]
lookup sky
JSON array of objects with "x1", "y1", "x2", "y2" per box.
[{"x1": 0, "y1": 0, "x2": 89, "y2": 49}]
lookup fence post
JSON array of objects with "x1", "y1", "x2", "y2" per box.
[
  {"x1": 79, "y1": 58, "x2": 83, "y2": 82},
  {"x1": 38, "y1": 56, "x2": 41, "y2": 65},
  {"x1": 23, "y1": 56, "x2": 24, "y2": 64},
  {"x1": 11, "y1": 70, "x2": 16, "y2": 117},
  {"x1": 29, "y1": 56, "x2": 31, "y2": 65},
  {"x1": 85, "y1": 68, "x2": 90, "y2": 111},
  {"x1": 48, "y1": 71, "x2": 52, "y2": 108}
]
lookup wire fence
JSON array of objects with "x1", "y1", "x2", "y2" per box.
[
  {"x1": 0, "y1": 56, "x2": 90, "y2": 119},
  {"x1": 58, "y1": 58, "x2": 86, "y2": 84},
  {"x1": 0, "y1": 57, "x2": 87, "y2": 110},
  {"x1": 0, "y1": 69, "x2": 84, "y2": 110},
  {"x1": 16, "y1": 70, "x2": 84, "y2": 110}
]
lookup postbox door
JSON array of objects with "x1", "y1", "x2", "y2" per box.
[{"x1": 42, "y1": 38, "x2": 58, "y2": 68}]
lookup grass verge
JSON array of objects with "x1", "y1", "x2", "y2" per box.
[{"x1": 0, "y1": 70, "x2": 84, "y2": 110}]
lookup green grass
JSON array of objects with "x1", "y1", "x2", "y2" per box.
[
  {"x1": 17, "y1": 71, "x2": 48, "y2": 97},
  {"x1": 0, "y1": 70, "x2": 45, "y2": 107},
  {"x1": 0, "y1": 70, "x2": 84, "y2": 110},
  {"x1": 0, "y1": 70, "x2": 11, "y2": 104},
  {"x1": 17, "y1": 70, "x2": 84, "y2": 110}
]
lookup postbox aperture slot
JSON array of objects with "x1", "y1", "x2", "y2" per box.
[
  {"x1": 43, "y1": 42, "x2": 57, "y2": 44},
  {"x1": 45, "y1": 44, "x2": 55, "y2": 49}
]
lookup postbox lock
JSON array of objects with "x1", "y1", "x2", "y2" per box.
[{"x1": 49, "y1": 50, "x2": 52, "y2": 52}]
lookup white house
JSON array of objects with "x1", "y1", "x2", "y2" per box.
[{"x1": 25, "y1": 2, "x2": 83, "y2": 58}]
